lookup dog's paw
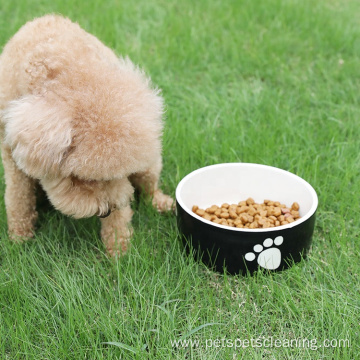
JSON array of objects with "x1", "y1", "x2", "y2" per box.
[
  {"x1": 106, "y1": 237, "x2": 130, "y2": 258},
  {"x1": 8, "y1": 212, "x2": 38, "y2": 243},
  {"x1": 152, "y1": 189, "x2": 175, "y2": 212},
  {"x1": 101, "y1": 224, "x2": 133, "y2": 258},
  {"x1": 9, "y1": 231, "x2": 35, "y2": 243},
  {"x1": 100, "y1": 207, "x2": 134, "y2": 258}
]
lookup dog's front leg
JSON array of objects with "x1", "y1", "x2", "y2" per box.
[
  {"x1": 100, "y1": 205, "x2": 133, "y2": 257},
  {"x1": 1, "y1": 145, "x2": 38, "y2": 240},
  {"x1": 129, "y1": 158, "x2": 174, "y2": 212}
]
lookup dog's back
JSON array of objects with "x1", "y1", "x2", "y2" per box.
[{"x1": 0, "y1": 15, "x2": 118, "y2": 106}]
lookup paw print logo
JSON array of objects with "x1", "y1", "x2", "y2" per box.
[{"x1": 245, "y1": 236, "x2": 284, "y2": 270}]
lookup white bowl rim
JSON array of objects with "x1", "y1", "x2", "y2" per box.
[{"x1": 176, "y1": 162, "x2": 318, "y2": 233}]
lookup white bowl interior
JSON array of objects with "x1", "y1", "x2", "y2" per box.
[{"x1": 176, "y1": 163, "x2": 318, "y2": 232}]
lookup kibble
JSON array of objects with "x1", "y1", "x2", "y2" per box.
[{"x1": 192, "y1": 198, "x2": 301, "y2": 229}]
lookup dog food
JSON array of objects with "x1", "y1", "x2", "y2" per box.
[{"x1": 192, "y1": 198, "x2": 300, "y2": 228}]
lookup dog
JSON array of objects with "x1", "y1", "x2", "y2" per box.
[{"x1": 0, "y1": 15, "x2": 174, "y2": 256}]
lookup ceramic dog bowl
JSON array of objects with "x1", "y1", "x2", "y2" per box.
[{"x1": 176, "y1": 163, "x2": 318, "y2": 275}]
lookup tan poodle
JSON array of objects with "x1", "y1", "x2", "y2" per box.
[{"x1": 0, "y1": 14, "x2": 173, "y2": 256}]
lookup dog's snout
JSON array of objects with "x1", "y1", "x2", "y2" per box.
[{"x1": 97, "y1": 208, "x2": 112, "y2": 218}]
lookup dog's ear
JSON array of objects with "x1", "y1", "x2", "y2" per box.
[{"x1": 3, "y1": 95, "x2": 72, "y2": 178}]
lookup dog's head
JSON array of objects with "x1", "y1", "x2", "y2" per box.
[{"x1": 3, "y1": 61, "x2": 163, "y2": 218}]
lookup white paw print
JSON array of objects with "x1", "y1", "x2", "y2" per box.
[{"x1": 245, "y1": 236, "x2": 284, "y2": 270}]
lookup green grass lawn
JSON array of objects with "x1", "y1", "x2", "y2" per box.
[{"x1": 0, "y1": 0, "x2": 359, "y2": 358}]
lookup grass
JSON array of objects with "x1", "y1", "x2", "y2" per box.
[{"x1": 0, "y1": 0, "x2": 359, "y2": 358}]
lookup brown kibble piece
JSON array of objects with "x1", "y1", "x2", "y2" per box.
[
  {"x1": 246, "y1": 197, "x2": 255, "y2": 205},
  {"x1": 247, "y1": 215, "x2": 254, "y2": 223},
  {"x1": 227, "y1": 220, "x2": 235, "y2": 227},
  {"x1": 192, "y1": 205, "x2": 199, "y2": 213},
  {"x1": 291, "y1": 202, "x2": 300, "y2": 211},
  {"x1": 249, "y1": 221, "x2": 259, "y2": 229},
  {"x1": 229, "y1": 210, "x2": 237, "y2": 219},
  {"x1": 206, "y1": 205, "x2": 218, "y2": 214},
  {"x1": 257, "y1": 217, "x2": 267, "y2": 226},
  {"x1": 220, "y1": 212, "x2": 230, "y2": 219},
  {"x1": 196, "y1": 209, "x2": 205, "y2": 216},
  {"x1": 273, "y1": 207, "x2": 282, "y2": 217},
  {"x1": 236, "y1": 205, "x2": 248, "y2": 214},
  {"x1": 239, "y1": 213, "x2": 249, "y2": 224},
  {"x1": 203, "y1": 214, "x2": 212, "y2": 221}
]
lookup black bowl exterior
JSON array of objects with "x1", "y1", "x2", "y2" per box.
[{"x1": 177, "y1": 202, "x2": 316, "y2": 275}]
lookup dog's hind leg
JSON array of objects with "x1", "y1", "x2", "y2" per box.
[
  {"x1": 1, "y1": 145, "x2": 38, "y2": 240},
  {"x1": 100, "y1": 205, "x2": 133, "y2": 257},
  {"x1": 129, "y1": 158, "x2": 174, "y2": 212}
]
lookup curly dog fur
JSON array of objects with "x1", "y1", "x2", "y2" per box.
[{"x1": 0, "y1": 14, "x2": 173, "y2": 256}]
